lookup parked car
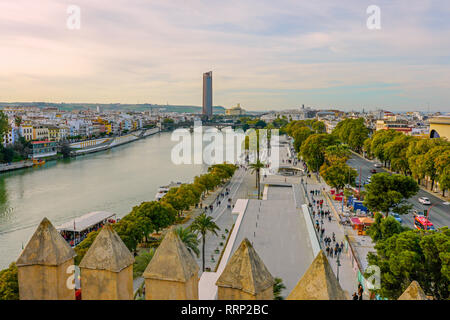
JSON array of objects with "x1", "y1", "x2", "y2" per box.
[
  {"x1": 374, "y1": 163, "x2": 382, "y2": 168},
  {"x1": 370, "y1": 169, "x2": 377, "y2": 174},
  {"x1": 392, "y1": 213, "x2": 403, "y2": 223},
  {"x1": 418, "y1": 197, "x2": 431, "y2": 205}
]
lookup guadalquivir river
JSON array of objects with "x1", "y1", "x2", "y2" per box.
[{"x1": 0, "y1": 131, "x2": 209, "y2": 269}]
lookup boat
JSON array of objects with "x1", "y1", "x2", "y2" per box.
[
  {"x1": 56, "y1": 211, "x2": 117, "y2": 247},
  {"x1": 155, "y1": 182, "x2": 182, "y2": 201},
  {"x1": 32, "y1": 159, "x2": 45, "y2": 166}
]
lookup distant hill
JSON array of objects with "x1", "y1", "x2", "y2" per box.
[{"x1": 0, "y1": 102, "x2": 226, "y2": 114}]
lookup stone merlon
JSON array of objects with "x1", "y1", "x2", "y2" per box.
[
  {"x1": 16, "y1": 217, "x2": 76, "y2": 267},
  {"x1": 216, "y1": 238, "x2": 275, "y2": 295},
  {"x1": 79, "y1": 224, "x2": 134, "y2": 272}
]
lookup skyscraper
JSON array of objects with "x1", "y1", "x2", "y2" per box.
[{"x1": 202, "y1": 71, "x2": 213, "y2": 117}]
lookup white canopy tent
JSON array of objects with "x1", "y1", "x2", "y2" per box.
[{"x1": 56, "y1": 211, "x2": 116, "y2": 232}]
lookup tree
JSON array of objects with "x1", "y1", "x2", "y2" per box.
[
  {"x1": 320, "y1": 162, "x2": 357, "y2": 192},
  {"x1": 113, "y1": 215, "x2": 146, "y2": 253},
  {"x1": 363, "y1": 173, "x2": 419, "y2": 216},
  {"x1": 366, "y1": 227, "x2": 450, "y2": 300},
  {"x1": 0, "y1": 263, "x2": 19, "y2": 300},
  {"x1": 14, "y1": 116, "x2": 22, "y2": 128},
  {"x1": 324, "y1": 144, "x2": 351, "y2": 164},
  {"x1": 133, "y1": 248, "x2": 155, "y2": 278},
  {"x1": 366, "y1": 213, "x2": 405, "y2": 243},
  {"x1": 60, "y1": 140, "x2": 72, "y2": 158},
  {"x1": 175, "y1": 226, "x2": 200, "y2": 257},
  {"x1": 0, "y1": 111, "x2": 8, "y2": 139},
  {"x1": 292, "y1": 127, "x2": 313, "y2": 152},
  {"x1": 332, "y1": 118, "x2": 369, "y2": 153},
  {"x1": 189, "y1": 213, "x2": 220, "y2": 272},
  {"x1": 370, "y1": 129, "x2": 402, "y2": 167},
  {"x1": 423, "y1": 146, "x2": 450, "y2": 191},
  {"x1": 74, "y1": 229, "x2": 101, "y2": 264},
  {"x1": 249, "y1": 159, "x2": 265, "y2": 199},
  {"x1": 300, "y1": 133, "x2": 339, "y2": 172},
  {"x1": 131, "y1": 201, "x2": 177, "y2": 234},
  {"x1": 273, "y1": 277, "x2": 286, "y2": 300},
  {"x1": 363, "y1": 137, "x2": 373, "y2": 158},
  {"x1": 384, "y1": 135, "x2": 414, "y2": 175},
  {"x1": 312, "y1": 120, "x2": 326, "y2": 133}
]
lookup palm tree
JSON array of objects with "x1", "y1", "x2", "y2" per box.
[
  {"x1": 249, "y1": 159, "x2": 265, "y2": 199},
  {"x1": 189, "y1": 213, "x2": 220, "y2": 272},
  {"x1": 175, "y1": 226, "x2": 200, "y2": 258},
  {"x1": 273, "y1": 277, "x2": 286, "y2": 300}
]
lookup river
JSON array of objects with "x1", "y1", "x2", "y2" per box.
[{"x1": 0, "y1": 131, "x2": 210, "y2": 269}]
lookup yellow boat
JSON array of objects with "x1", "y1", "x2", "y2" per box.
[{"x1": 33, "y1": 159, "x2": 46, "y2": 166}]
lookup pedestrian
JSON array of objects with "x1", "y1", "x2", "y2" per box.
[
  {"x1": 334, "y1": 247, "x2": 338, "y2": 257},
  {"x1": 340, "y1": 241, "x2": 344, "y2": 251},
  {"x1": 332, "y1": 232, "x2": 335, "y2": 243},
  {"x1": 329, "y1": 248, "x2": 333, "y2": 258},
  {"x1": 326, "y1": 246, "x2": 330, "y2": 256},
  {"x1": 358, "y1": 283, "x2": 364, "y2": 300},
  {"x1": 352, "y1": 292, "x2": 358, "y2": 300}
]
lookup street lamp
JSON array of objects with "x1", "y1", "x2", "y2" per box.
[{"x1": 336, "y1": 251, "x2": 342, "y2": 283}]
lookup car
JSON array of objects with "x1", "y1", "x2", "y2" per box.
[
  {"x1": 392, "y1": 213, "x2": 402, "y2": 223},
  {"x1": 418, "y1": 197, "x2": 431, "y2": 205},
  {"x1": 374, "y1": 163, "x2": 382, "y2": 168},
  {"x1": 370, "y1": 169, "x2": 377, "y2": 174}
]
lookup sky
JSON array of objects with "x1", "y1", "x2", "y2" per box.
[{"x1": 1, "y1": 0, "x2": 450, "y2": 112}]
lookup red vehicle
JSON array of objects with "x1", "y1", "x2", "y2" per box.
[
  {"x1": 414, "y1": 215, "x2": 435, "y2": 231},
  {"x1": 370, "y1": 169, "x2": 377, "y2": 174}
]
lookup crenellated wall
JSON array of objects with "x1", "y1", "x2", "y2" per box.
[{"x1": 16, "y1": 217, "x2": 356, "y2": 300}]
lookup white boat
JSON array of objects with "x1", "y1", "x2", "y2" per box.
[
  {"x1": 56, "y1": 211, "x2": 117, "y2": 247},
  {"x1": 155, "y1": 182, "x2": 182, "y2": 201}
]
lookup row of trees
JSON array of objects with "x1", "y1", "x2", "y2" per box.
[
  {"x1": 366, "y1": 214, "x2": 449, "y2": 300},
  {"x1": 364, "y1": 129, "x2": 450, "y2": 195},
  {"x1": 283, "y1": 119, "x2": 358, "y2": 192},
  {"x1": 284, "y1": 119, "x2": 421, "y2": 216},
  {"x1": 75, "y1": 163, "x2": 237, "y2": 263}
]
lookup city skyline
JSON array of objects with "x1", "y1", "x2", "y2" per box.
[{"x1": 1, "y1": 1, "x2": 450, "y2": 111}]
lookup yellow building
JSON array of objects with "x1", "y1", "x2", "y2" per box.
[
  {"x1": 21, "y1": 125, "x2": 34, "y2": 141},
  {"x1": 429, "y1": 116, "x2": 450, "y2": 140},
  {"x1": 225, "y1": 103, "x2": 245, "y2": 116},
  {"x1": 33, "y1": 126, "x2": 49, "y2": 141}
]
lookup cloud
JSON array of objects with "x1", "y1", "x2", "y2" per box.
[{"x1": 0, "y1": 0, "x2": 449, "y2": 111}]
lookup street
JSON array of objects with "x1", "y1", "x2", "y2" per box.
[{"x1": 347, "y1": 154, "x2": 450, "y2": 229}]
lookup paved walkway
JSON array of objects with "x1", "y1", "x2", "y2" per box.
[
  {"x1": 301, "y1": 171, "x2": 373, "y2": 299},
  {"x1": 230, "y1": 186, "x2": 314, "y2": 296},
  {"x1": 191, "y1": 167, "x2": 253, "y2": 272}
]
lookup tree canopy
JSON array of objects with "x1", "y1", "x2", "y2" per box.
[{"x1": 363, "y1": 173, "x2": 419, "y2": 216}]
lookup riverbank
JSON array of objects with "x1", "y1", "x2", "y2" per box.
[
  {"x1": 0, "y1": 131, "x2": 208, "y2": 269},
  {"x1": 0, "y1": 127, "x2": 160, "y2": 174},
  {"x1": 0, "y1": 161, "x2": 33, "y2": 173}
]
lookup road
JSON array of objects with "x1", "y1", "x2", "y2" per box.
[{"x1": 347, "y1": 154, "x2": 450, "y2": 229}]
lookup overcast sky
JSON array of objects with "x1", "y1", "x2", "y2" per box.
[{"x1": 1, "y1": 0, "x2": 449, "y2": 111}]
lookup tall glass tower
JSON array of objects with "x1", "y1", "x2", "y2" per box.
[{"x1": 202, "y1": 71, "x2": 213, "y2": 117}]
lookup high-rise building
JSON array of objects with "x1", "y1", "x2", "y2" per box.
[{"x1": 202, "y1": 71, "x2": 213, "y2": 117}]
